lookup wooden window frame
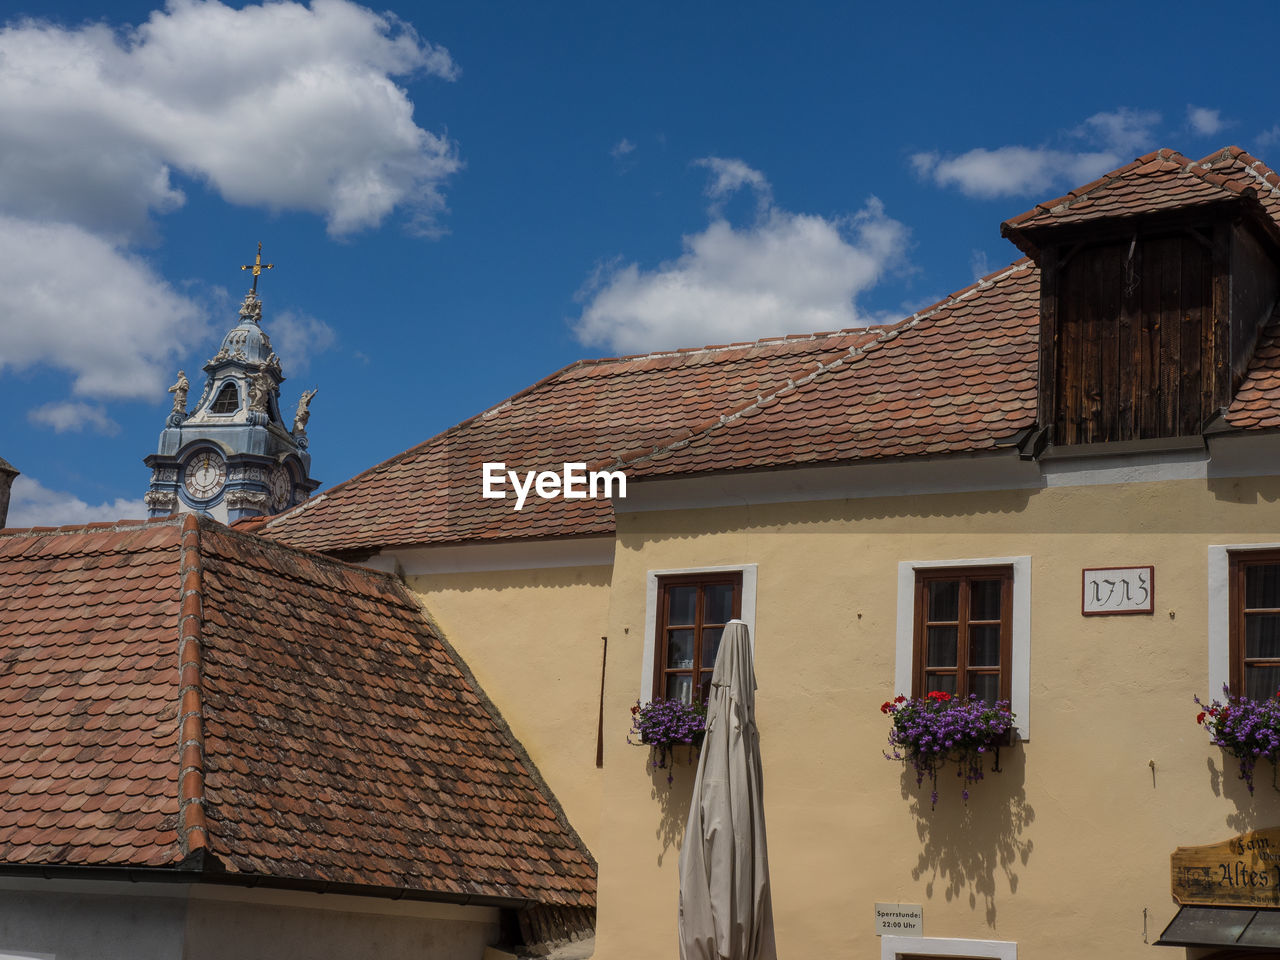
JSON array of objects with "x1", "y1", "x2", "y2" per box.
[
  {"x1": 652, "y1": 572, "x2": 742, "y2": 705},
  {"x1": 1228, "y1": 549, "x2": 1280, "y2": 698},
  {"x1": 912, "y1": 566, "x2": 1013, "y2": 702}
]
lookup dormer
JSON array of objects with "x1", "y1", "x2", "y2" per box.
[{"x1": 1002, "y1": 148, "x2": 1280, "y2": 448}]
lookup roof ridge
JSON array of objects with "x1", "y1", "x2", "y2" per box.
[
  {"x1": 202, "y1": 514, "x2": 417, "y2": 603},
  {"x1": 261, "y1": 331, "x2": 884, "y2": 535},
  {"x1": 612, "y1": 259, "x2": 1034, "y2": 471},
  {"x1": 1199, "y1": 145, "x2": 1280, "y2": 201},
  {"x1": 0, "y1": 516, "x2": 175, "y2": 539},
  {"x1": 570, "y1": 325, "x2": 891, "y2": 367},
  {"x1": 1003, "y1": 148, "x2": 1196, "y2": 230},
  {"x1": 176, "y1": 514, "x2": 213, "y2": 867}
]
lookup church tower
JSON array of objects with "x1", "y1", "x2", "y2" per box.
[{"x1": 144, "y1": 245, "x2": 319, "y2": 522}]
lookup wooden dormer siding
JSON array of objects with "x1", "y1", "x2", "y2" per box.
[
  {"x1": 1030, "y1": 212, "x2": 1279, "y2": 446},
  {"x1": 1001, "y1": 149, "x2": 1280, "y2": 449}
]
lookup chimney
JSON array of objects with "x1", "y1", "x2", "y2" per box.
[{"x1": 0, "y1": 457, "x2": 18, "y2": 528}]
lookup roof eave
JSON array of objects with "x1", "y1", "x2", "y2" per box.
[
  {"x1": 0, "y1": 862, "x2": 564, "y2": 910},
  {"x1": 1001, "y1": 195, "x2": 1252, "y2": 261}
]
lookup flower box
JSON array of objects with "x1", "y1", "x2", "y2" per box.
[
  {"x1": 1196, "y1": 687, "x2": 1280, "y2": 793},
  {"x1": 629, "y1": 697, "x2": 706, "y2": 780},
  {"x1": 882, "y1": 691, "x2": 1017, "y2": 807}
]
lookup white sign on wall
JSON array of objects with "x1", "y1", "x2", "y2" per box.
[
  {"x1": 875, "y1": 903, "x2": 923, "y2": 936},
  {"x1": 1082, "y1": 566, "x2": 1154, "y2": 616}
]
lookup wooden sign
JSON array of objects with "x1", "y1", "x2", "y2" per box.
[
  {"x1": 1082, "y1": 566, "x2": 1154, "y2": 615},
  {"x1": 1172, "y1": 828, "x2": 1280, "y2": 907},
  {"x1": 874, "y1": 903, "x2": 922, "y2": 936}
]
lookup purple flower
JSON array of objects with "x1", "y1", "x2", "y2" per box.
[
  {"x1": 628, "y1": 698, "x2": 708, "y2": 778},
  {"x1": 882, "y1": 693, "x2": 1015, "y2": 809},
  {"x1": 1195, "y1": 686, "x2": 1280, "y2": 794}
]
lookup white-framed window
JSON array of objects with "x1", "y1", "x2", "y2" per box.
[
  {"x1": 896, "y1": 556, "x2": 1031, "y2": 740},
  {"x1": 1209, "y1": 542, "x2": 1280, "y2": 699},
  {"x1": 881, "y1": 934, "x2": 1016, "y2": 960},
  {"x1": 640, "y1": 564, "x2": 757, "y2": 702}
]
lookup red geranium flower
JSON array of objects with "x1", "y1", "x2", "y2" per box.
[
  {"x1": 1197, "y1": 711, "x2": 1207, "y2": 725},
  {"x1": 927, "y1": 690, "x2": 952, "y2": 702},
  {"x1": 894, "y1": 695, "x2": 907, "y2": 704}
]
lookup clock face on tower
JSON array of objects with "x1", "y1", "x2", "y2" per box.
[
  {"x1": 183, "y1": 451, "x2": 227, "y2": 500},
  {"x1": 269, "y1": 464, "x2": 292, "y2": 512}
]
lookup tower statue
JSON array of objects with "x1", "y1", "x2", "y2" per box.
[{"x1": 144, "y1": 244, "x2": 320, "y2": 522}]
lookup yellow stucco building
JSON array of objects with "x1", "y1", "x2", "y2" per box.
[{"x1": 261, "y1": 146, "x2": 1280, "y2": 958}]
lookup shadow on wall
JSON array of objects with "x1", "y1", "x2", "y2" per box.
[
  {"x1": 905, "y1": 746, "x2": 1035, "y2": 928},
  {"x1": 1207, "y1": 755, "x2": 1280, "y2": 835},
  {"x1": 649, "y1": 748, "x2": 701, "y2": 867}
]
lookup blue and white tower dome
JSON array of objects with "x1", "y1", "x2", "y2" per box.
[{"x1": 144, "y1": 245, "x2": 320, "y2": 522}]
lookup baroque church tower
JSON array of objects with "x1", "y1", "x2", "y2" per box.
[{"x1": 144, "y1": 245, "x2": 319, "y2": 522}]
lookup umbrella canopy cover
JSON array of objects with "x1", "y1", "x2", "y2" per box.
[{"x1": 678, "y1": 620, "x2": 776, "y2": 960}]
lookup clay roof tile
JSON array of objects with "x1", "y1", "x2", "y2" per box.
[{"x1": 0, "y1": 517, "x2": 594, "y2": 907}]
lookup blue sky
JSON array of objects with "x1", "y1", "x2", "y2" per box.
[{"x1": 3, "y1": 0, "x2": 1277, "y2": 525}]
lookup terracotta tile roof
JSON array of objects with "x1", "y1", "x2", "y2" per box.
[
  {"x1": 260, "y1": 332, "x2": 880, "y2": 552},
  {"x1": 0, "y1": 519, "x2": 182, "y2": 869},
  {"x1": 260, "y1": 146, "x2": 1280, "y2": 531},
  {"x1": 617, "y1": 261, "x2": 1041, "y2": 477},
  {"x1": 1001, "y1": 148, "x2": 1255, "y2": 255},
  {"x1": 1227, "y1": 305, "x2": 1280, "y2": 430},
  {"x1": 0, "y1": 515, "x2": 595, "y2": 907},
  {"x1": 1197, "y1": 145, "x2": 1280, "y2": 228},
  {"x1": 608, "y1": 148, "x2": 1280, "y2": 480}
]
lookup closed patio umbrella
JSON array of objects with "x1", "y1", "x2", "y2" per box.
[{"x1": 678, "y1": 619, "x2": 776, "y2": 960}]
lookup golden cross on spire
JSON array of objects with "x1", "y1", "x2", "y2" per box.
[{"x1": 240, "y1": 241, "x2": 274, "y2": 295}]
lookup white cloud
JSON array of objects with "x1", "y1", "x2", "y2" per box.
[
  {"x1": 912, "y1": 108, "x2": 1161, "y2": 199},
  {"x1": 970, "y1": 249, "x2": 991, "y2": 281},
  {"x1": 574, "y1": 158, "x2": 909, "y2": 353},
  {"x1": 611, "y1": 138, "x2": 636, "y2": 158},
  {"x1": 1187, "y1": 105, "x2": 1226, "y2": 137},
  {"x1": 1259, "y1": 125, "x2": 1280, "y2": 148},
  {"x1": 1078, "y1": 108, "x2": 1161, "y2": 155},
  {"x1": 0, "y1": 216, "x2": 205, "y2": 399},
  {"x1": 268, "y1": 309, "x2": 337, "y2": 373},
  {"x1": 0, "y1": 0, "x2": 460, "y2": 237},
  {"x1": 695, "y1": 157, "x2": 772, "y2": 202},
  {"x1": 28, "y1": 402, "x2": 121, "y2": 435},
  {"x1": 911, "y1": 146, "x2": 1110, "y2": 199},
  {"x1": 6, "y1": 475, "x2": 147, "y2": 528}
]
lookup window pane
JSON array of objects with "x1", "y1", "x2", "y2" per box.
[
  {"x1": 1246, "y1": 665, "x2": 1280, "y2": 702},
  {"x1": 667, "y1": 586, "x2": 697, "y2": 625},
  {"x1": 970, "y1": 579, "x2": 1002, "y2": 622},
  {"x1": 666, "y1": 629, "x2": 694, "y2": 669},
  {"x1": 926, "y1": 625, "x2": 958, "y2": 667},
  {"x1": 666, "y1": 673, "x2": 694, "y2": 704},
  {"x1": 1247, "y1": 614, "x2": 1280, "y2": 659},
  {"x1": 924, "y1": 673, "x2": 956, "y2": 696},
  {"x1": 701, "y1": 626, "x2": 724, "y2": 669},
  {"x1": 210, "y1": 382, "x2": 239, "y2": 414},
  {"x1": 969, "y1": 672, "x2": 999, "y2": 704},
  {"x1": 969, "y1": 625, "x2": 1001, "y2": 666},
  {"x1": 927, "y1": 580, "x2": 960, "y2": 622},
  {"x1": 705, "y1": 584, "x2": 735, "y2": 624},
  {"x1": 1246, "y1": 563, "x2": 1280, "y2": 609}
]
